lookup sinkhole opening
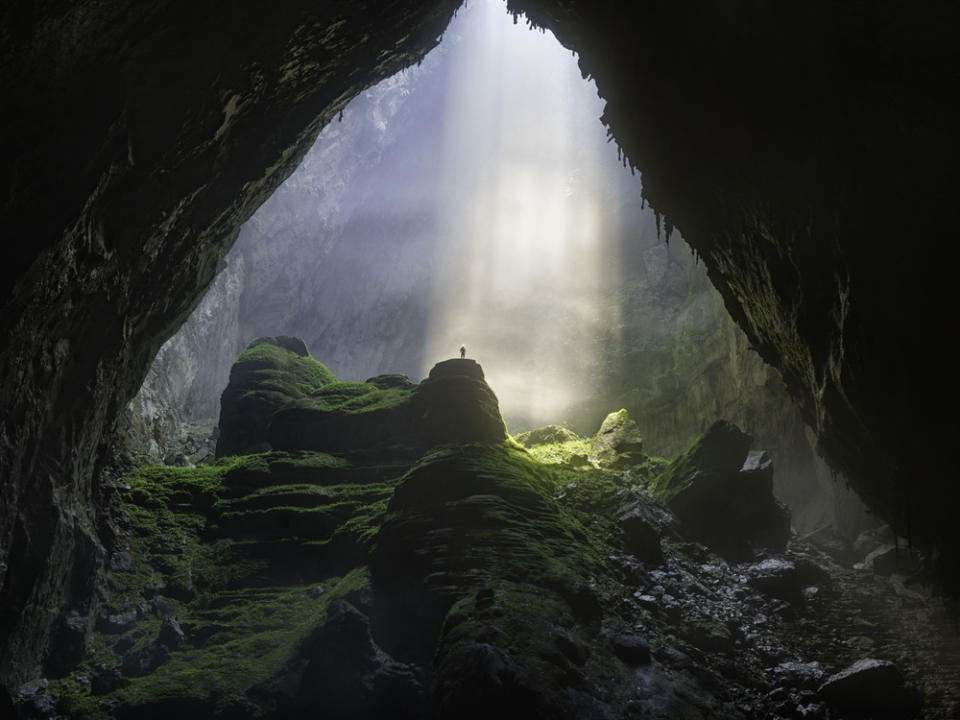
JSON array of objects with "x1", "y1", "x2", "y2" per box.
[{"x1": 127, "y1": 0, "x2": 868, "y2": 537}]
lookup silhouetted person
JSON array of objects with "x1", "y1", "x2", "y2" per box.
[{"x1": 460, "y1": 344, "x2": 466, "y2": 359}]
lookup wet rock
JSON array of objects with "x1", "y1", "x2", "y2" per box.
[
  {"x1": 817, "y1": 658, "x2": 921, "y2": 719},
  {"x1": 853, "y1": 525, "x2": 895, "y2": 558},
  {"x1": 121, "y1": 639, "x2": 170, "y2": 677},
  {"x1": 12, "y1": 689, "x2": 56, "y2": 719},
  {"x1": 771, "y1": 661, "x2": 825, "y2": 691},
  {"x1": 649, "y1": 422, "x2": 790, "y2": 559},
  {"x1": 745, "y1": 558, "x2": 802, "y2": 603},
  {"x1": 612, "y1": 634, "x2": 652, "y2": 665},
  {"x1": 434, "y1": 642, "x2": 542, "y2": 718},
  {"x1": 158, "y1": 616, "x2": 184, "y2": 649},
  {"x1": 616, "y1": 494, "x2": 665, "y2": 565},
  {"x1": 858, "y1": 544, "x2": 924, "y2": 576},
  {"x1": 515, "y1": 425, "x2": 580, "y2": 447},
  {"x1": 95, "y1": 609, "x2": 138, "y2": 634}
]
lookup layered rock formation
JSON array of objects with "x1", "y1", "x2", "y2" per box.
[{"x1": 20, "y1": 351, "x2": 956, "y2": 718}]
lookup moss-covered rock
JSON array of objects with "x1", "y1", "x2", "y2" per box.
[
  {"x1": 514, "y1": 425, "x2": 580, "y2": 448},
  {"x1": 215, "y1": 337, "x2": 337, "y2": 458},
  {"x1": 268, "y1": 359, "x2": 506, "y2": 454},
  {"x1": 649, "y1": 420, "x2": 790, "y2": 558}
]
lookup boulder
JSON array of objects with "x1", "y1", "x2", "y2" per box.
[
  {"x1": 745, "y1": 558, "x2": 802, "y2": 603},
  {"x1": 215, "y1": 336, "x2": 336, "y2": 457},
  {"x1": 615, "y1": 491, "x2": 670, "y2": 565},
  {"x1": 649, "y1": 421, "x2": 790, "y2": 559},
  {"x1": 771, "y1": 661, "x2": 825, "y2": 691},
  {"x1": 858, "y1": 544, "x2": 924, "y2": 576},
  {"x1": 817, "y1": 658, "x2": 920, "y2": 718},
  {"x1": 611, "y1": 634, "x2": 652, "y2": 665},
  {"x1": 295, "y1": 600, "x2": 422, "y2": 719},
  {"x1": 592, "y1": 410, "x2": 644, "y2": 455},
  {"x1": 514, "y1": 425, "x2": 580, "y2": 448}
]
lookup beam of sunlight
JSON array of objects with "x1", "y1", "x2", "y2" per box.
[{"x1": 424, "y1": 0, "x2": 632, "y2": 431}]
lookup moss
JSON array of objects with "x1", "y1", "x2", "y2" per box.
[
  {"x1": 234, "y1": 341, "x2": 336, "y2": 396},
  {"x1": 217, "y1": 339, "x2": 339, "y2": 457},
  {"x1": 305, "y1": 381, "x2": 413, "y2": 414},
  {"x1": 524, "y1": 437, "x2": 593, "y2": 465},
  {"x1": 50, "y1": 447, "x2": 399, "y2": 716}
]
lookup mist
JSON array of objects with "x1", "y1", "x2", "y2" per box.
[{"x1": 229, "y1": 0, "x2": 643, "y2": 431}]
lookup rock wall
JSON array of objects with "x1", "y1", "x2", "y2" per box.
[{"x1": 0, "y1": 0, "x2": 462, "y2": 686}]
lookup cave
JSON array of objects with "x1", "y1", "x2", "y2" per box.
[{"x1": 1, "y1": 0, "x2": 959, "y2": 718}]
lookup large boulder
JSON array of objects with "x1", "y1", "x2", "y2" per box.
[
  {"x1": 592, "y1": 409, "x2": 644, "y2": 455},
  {"x1": 215, "y1": 337, "x2": 336, "y2": 457},
  {"x1": 649, "y1": 420, "x2": 790, "y2": 559},
  {"x1": 268, "y1": 358, "x2": 506, "y2": 453},
  {"x1": 817, "y1": 658, "x2": 921, "y2": 719}
]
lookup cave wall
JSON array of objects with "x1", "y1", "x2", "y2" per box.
[
  {"x1": 1, "y1": 0, "x2": 957, "y2": 688},
  {"x1": 506, "y1": 0, "x2": 960, "y2": 587},
  {"x1": 0, "y1": 0, "x2": 462, "y2": 685}
]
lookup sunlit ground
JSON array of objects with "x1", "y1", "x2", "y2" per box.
[{"x1": 423, "y1": 0, "x2": 635, "y2": 431}]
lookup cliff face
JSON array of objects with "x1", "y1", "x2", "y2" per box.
[
  {"x1": 0, "y1": 0, "x2": 462, "y2": 686},
  {"x1": 1, "y1": 0, "x2": 958, "y2": 689}
]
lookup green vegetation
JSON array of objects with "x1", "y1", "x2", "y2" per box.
[
  {"x1": 51, "y1": 337, "x2": 678, "y2": 718},
  {"x1": 235, "y1": 340, "x2": 336, "y2": 398},
  {"x1": 523, "y1": 436, "x2": 592, "y2": 465},
  {"x1": 303, "y1": 381, "x2": 413, "y2": 414}
]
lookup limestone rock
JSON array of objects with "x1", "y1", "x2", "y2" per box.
[
  {"x1": 514, "y1": 425, "x2": 580, "y2": 448},
  {"x1": 817, "y1": 658, "x2": 920, "y2": 719},
  {"x1": 857, "y1": 544, "x2": 924, "y2": 576},
  {"x1": 295, "y1": 600, "x2": 422, "y2": 719},
  {"x1": 268, "y1": 359, "x2": 506, "y2": 453},
  {"x1": 592, "y1": 409, "x2": 644, "y2": 455},
  {"x1": 745, "y1": 558, "x2": 801, "y2": 603},
  {"x1": 649, "y1": 421, "x2": 791, "y2": 559},
  {"x1": 215, "y1": 337, "x2": 336, "y2": 457}
]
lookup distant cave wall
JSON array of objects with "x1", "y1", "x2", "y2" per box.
[
  {"x1": 1, "y1": 0, "x2": 957, "y2": 689},
  {"x1": 507, "y1": 0, "x2": 960, "y2": 587}
]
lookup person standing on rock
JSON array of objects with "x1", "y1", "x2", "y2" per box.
[{"x1": 460, "y1": 344, "x2": 466, "y2": 359}]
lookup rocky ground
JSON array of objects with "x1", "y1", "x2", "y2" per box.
[{"x1": 10, "y1": 338, "x2": 958, "y2": 719}]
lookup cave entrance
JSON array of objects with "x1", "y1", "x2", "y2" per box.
[{"x1": 129, "y1": 0, "x2": 853, "y2": 534}]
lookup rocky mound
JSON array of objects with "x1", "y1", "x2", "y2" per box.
[
  {"x1": 649, "y1": 419, "x2": 791, "y2": 559},
  {"x1": 268, "y1": 358, "x2": 506, "y2": 453},
  {"x1": 514, "y1": 425, "x2": 580, "y2": 448},
  {"x1": 215, "y1": 337, "x2": 336, "y2": 458},
  {"x1": 29, "y1": 353, "x2": 946, "y2": 718}
]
